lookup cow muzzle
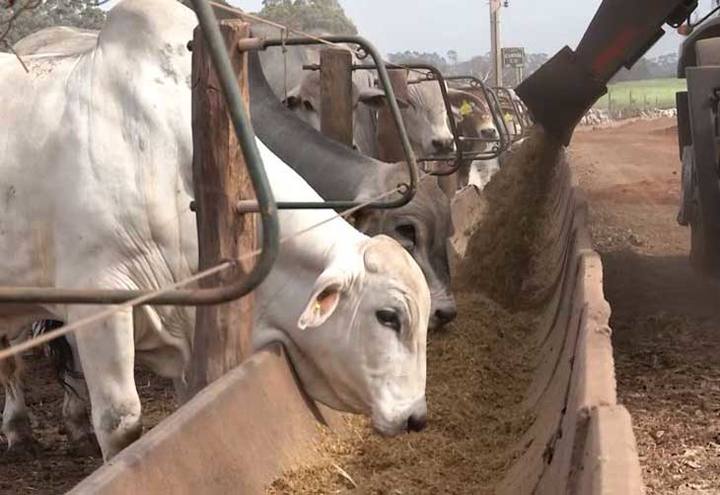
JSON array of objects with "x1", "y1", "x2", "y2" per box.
[
  {"x1": 406, "y1": 412, "x2": 428, "y2": 433},
  {"x1": 429, "y1": 295, "x2": 457, "y2": 330},
  {"x1": 432, "y1": 137, "x2": 455, "y2": 154},
  {"x1": 373, "y1": 397, "x2": 428, "y2": 436}
]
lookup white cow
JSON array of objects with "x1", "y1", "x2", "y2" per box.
[{"x1": 0, "y1": 0, "x2": 430, "y2": 461}]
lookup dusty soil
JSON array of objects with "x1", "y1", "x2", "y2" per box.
[
  {"x1": 572, "y1": 118, "x2": 720, "y2": 494},
  {"x1": 0, "y1": 351, "x2": 175, "y2": 494}
]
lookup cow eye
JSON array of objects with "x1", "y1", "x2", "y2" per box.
[
  {"x1": 303, "y1": 100, "x2": 314, "y2": 111},
  {"x1": 376, "y1": 309, "x2": 401, "y2": 333},
  {"x1": 395, "y1": 224, "x2": 417, "y2": 250}
]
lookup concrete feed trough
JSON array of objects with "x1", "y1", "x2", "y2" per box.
[
  {"x1": 495, "y1": 154, "x2": 644, "y2": 494},
  {"x1": 69, "y1": 141, "x2": 644, "y2": 494}
]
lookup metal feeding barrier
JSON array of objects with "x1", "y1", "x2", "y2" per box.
[
  {"x1": 302, "y1": 61, "x2": 510, "y2": 175},
  {"x1": 0, "y1": 0, "x2": 280, "y2": 306},
  {"x1": 236, "y1": 35, "x2": 419, "y2": 211}
]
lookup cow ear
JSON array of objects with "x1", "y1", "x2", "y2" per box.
[
  {"x1": 298, "y1": 272, "x2": 345, "y2": 330},
  {"x1": 358, "y1": 87, "x2": 387, "y2": 108},
  {"x1": 348, "y1": 206, "x2": 377, "y2": 233},
  {"x1": 358, "y1": 89, "x2": 412, "y2": 110}
]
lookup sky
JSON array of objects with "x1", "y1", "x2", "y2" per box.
[{"x1": 228, "y1": 0, "x2": 720, "y2": 61}]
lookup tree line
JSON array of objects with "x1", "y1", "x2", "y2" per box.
[{"x1": 0, "y1": 0, "x2": 105, "y2": 49}]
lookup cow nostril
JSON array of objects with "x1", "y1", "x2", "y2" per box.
[
  {"x1": 407, "y1": 414, "x2": 427, "y2": 433},
  {"x1": 432, "y1": 138, "x2": 454, "y2": 152},
  {"x1": 434, "y1": 307, "x2": 457, "y2": 325},
  {"x1": 481, "y1": 128, "x2": 499, "y2": 139}
]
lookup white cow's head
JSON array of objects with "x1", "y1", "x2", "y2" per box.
[
  {"x1": 402, "y1": 81, "x2": 456, "y2": 158},
  {"x1": 284, "y1": 71, "x2": 390, "y2": 151},
  {"x1": 287, "y1": 235, "x2": 431, "y2": 435}
]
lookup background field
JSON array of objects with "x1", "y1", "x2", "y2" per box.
[{"x1": 594, "y1": 78, "x2": 687, "y2": 112}]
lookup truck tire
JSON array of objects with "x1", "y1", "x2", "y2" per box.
[
  {"x1": 695, "y1": 38, "x2": 720, "y2": 66},
  {"x1": 687, "y1": 38, "x2": 720, "y2": 276}
]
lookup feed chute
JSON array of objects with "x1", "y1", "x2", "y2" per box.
[{"x1": 516, "y1": 0, "x2": 698, "y2": 145}]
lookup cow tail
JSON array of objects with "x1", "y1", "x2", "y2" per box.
[
  {"x1": 32, "y1": 321, "x2": 83, "y2": 398},
  {"x1": 0, "y1": 335, "x2": 23, "y2": 390}
]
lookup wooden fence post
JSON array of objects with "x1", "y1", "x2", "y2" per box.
[
  {"x1": 377, "y1": 68, "x2": 411, "y2": 163},
  {"x1": 320, "y1": 48, "x2": 354, "y2": 146},
  {"x1": 184, "y1": 20, "x2": 257, "y2": 400}
]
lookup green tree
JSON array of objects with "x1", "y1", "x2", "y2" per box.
[
  {"x1": 0, "y1": 0, "x2": 105, "y2": 50},
  {"x1": 258, "y1": 0, "x2": 357, "y2": 34}
]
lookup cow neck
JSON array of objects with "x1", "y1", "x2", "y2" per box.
[
  {"x1": 256, "y1": 139, "x2": 366, "y2": 270},
  {"x1": 248, "y1": 49, "x2": 382, "y2": 202}
]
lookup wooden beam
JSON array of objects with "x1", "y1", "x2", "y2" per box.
[
  {"x1": 185, "y1": 20, "x2": 257, "y2": 399},
  {"x1": 377, "y1": 68, "x2": 411, "y2": 162},
  {"x1": 320, "y1": 48, "x2": 354, "y2": 146}
]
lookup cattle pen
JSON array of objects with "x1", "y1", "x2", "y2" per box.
[
  {"x1": 0, "y1": 1, "x2": 650, "y2": 494},
  {"x1": 56, "y1": 130, "x2": 642, "y2": 494}
]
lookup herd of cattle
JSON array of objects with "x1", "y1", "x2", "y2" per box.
[{"x1": 0, "y1": 0, "x2": 528, "y2": 464}]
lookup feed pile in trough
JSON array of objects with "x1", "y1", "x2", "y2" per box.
[
  {"x1": 459, "y1": 129, "x2": 562, "y2": 310},
  {"x1": 268, "y1": 129, "x2": 567, "y2": 494}
]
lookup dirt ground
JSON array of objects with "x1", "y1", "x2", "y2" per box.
[
  {"x1": 0, "y1": 352, "x2": 175, "y2": 494},
  {"x1": 572, "y1": 118, "x2": 720, "y2": 494}
]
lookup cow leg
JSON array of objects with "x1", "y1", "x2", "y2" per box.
[
  {"x1": 71, "y1": 307, "x2": 141, "y2": 461},
  {"x1": 0, "y1": 337, "x2": 39, "y2": 456}
]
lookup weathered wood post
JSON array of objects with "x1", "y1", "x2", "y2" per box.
[
  {"x1": 185, "y1": 20, "x2": 257, "y2": 399},
  {"x1": 377, "y1": 68, "x2": 411, "y2": 162},
  {"x1": 320, "y1": 48, "x2": 354, "y2": 147}
]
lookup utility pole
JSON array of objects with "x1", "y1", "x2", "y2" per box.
[{"x1": 490, "y1": 0, "x2": 503, "y2": 87}]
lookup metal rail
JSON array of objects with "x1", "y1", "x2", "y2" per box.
[
  {"x1": 241, "y1": 35, "x2": 419, "y2": 211},
  {"x1": 0, "y1": 0, "x2": 280, "y2": 305}
]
